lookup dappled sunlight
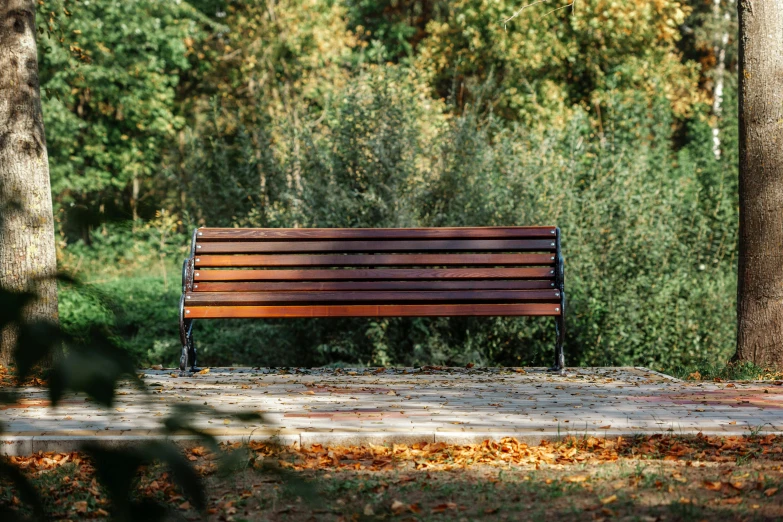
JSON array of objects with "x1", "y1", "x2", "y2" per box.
[{"x1": 3, "y1": 368, "x2": 782, "y2": 452}]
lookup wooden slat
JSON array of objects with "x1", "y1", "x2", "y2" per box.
[
  {"x1": 194, "y1": 253, "x2": 555, "y2": 268},
  {"x1": 196, "y1": 239, "x2": 557, "y2": 254},
  {"x1": 193, "y1": 268, "x2": 556, "y2": 282},
  {"x1": 193, "y1": 280, "x2": 556, "y2": 292},
  {"x1": 196, "y1": 227, "x2": 557, "y2": 241},
  {"x1": 184, "y1": 303, "x2": 561, "y2": 318},
  {"x1": 185, "y1": 290, "x2": 560, "y2": 306}
]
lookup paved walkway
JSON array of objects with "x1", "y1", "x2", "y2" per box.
[{"x1": 2, "y1": 367, "x2": 782, "y2": 455}]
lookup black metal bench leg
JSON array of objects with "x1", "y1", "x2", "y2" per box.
[
  {"x1": 180, "y1": 343, "x2": 189, "y2": 373},
  {"x1": 548, "y1": 291, "x2": 566, "y2": 374},
  {"x1": 554, "y1": 314, "x2": 565, "y2": 373},
  {"x1": 187, "y1": 334, "x2": 199, "y2": 373},
  {"x1": 178, "y1": 293, "x2": 193, "y2": 374}
]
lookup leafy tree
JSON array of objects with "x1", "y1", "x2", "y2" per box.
[
  {"x1": 37, "y1": 0, "x2": 215, "y2": 237},
  {"x1": 416, "y1": 0, "x2": 700, "y2": 125}
]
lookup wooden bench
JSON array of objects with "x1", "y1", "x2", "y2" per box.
[{"x1": 179, "y1": 227, "x2": 565, "y2": 373}]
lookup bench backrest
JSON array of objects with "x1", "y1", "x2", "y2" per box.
[{"x1": 181, "y1": 227, "x2": 563, "y2": 318}]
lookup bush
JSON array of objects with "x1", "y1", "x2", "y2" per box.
[{"x1": 58, "y1": 66, "x2": 737, "y2": 373}]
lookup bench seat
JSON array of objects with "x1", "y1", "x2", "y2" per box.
[{"x1": 179, "y1": 227, "x2": 565, "y2": 372}]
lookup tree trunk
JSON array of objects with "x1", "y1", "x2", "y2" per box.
[
  {"x1": 711, "y1": 0, "x2": 733, "y2": 160},
  {"x1": 735, "y1": 0, "x2": 783, "y2": 367},
  {"x1": 0, "y1": 0, "x2": 59, "y2": 366}
]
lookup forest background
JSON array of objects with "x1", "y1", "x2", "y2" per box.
[{"x1": 44, "y1": 0, "x2": 739, "y2": 373}]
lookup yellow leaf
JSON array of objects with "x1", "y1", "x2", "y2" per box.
[
  {"x1": 198, "y1": 368, "x2": 210, "y2": 375},
  {"x1": 600, "y1": 495, "x2": 617, "y2": 505}
]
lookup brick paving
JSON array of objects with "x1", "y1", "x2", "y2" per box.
[{"x1": 2, "y1": 367, "x2": 782, "y2": 455}]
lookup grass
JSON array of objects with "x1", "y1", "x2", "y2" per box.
[
  {"x1": 670, "y1": 360, "x2": 783, "y2": 382},
  {"x1": 3, "y1": 434, "x2": 783, "y2": 521}
]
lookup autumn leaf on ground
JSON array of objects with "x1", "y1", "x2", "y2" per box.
[
  {"x1": 704, "y1": 481, "x2": 722, "y2": 491},
  {"x1": 432, "y1": 502, "x2": 457, "y2": 513},
  {"x1": 601, "y1": 494, "x2": 617, "y2": 505},
  {"x1": 390, "y1": 500, "x2": 406, "y2": 515}
]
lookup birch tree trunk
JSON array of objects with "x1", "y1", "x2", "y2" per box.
[
  {"x1": 711, "y1": 0, "x2": 733, "y2": 160},
  {"x1": 735, "y1": 0, "x2": 783, "y2": 367},
  {"x1": 0, "y1": 0, "x2": 59, "y2": 366}
]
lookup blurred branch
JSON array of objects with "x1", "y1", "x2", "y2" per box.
[{"x1": 502, "y1": 0, "x2": 576, "y2": 28}]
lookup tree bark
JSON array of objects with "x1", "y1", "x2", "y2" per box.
[
  {"x1": 735, "y1": 0, "x2": 783, "y2": 367},
  {"x1": 0, "y1": 0, "x2": 59, "y2": 366}
]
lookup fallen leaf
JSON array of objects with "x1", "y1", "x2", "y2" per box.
[
  {"x1": 391, "y1": 500, "x2": 406, "y2": 515},
  {"x1": 198, "y1": 368, "x2": 210, "y2": 375},
  {"x1": 431, "y1": 502, "x2": 457, "y2": 513},
  {"x1": 364, "y1": 504, "x2": 374, "y2": 516},
  {"x1": 598, "y1": 425, "x2": 611, "y2": 429},
  {"x1": 721, "y1": 497, "x2": 742, "y2": 505},
  {"x1": 600, "y1": 495, "x2": 617, "y2": 505},
  {"x1": 765, "y1": 487, "x2": 778, "y2": 497},
  {"x1": 179, "y1": 501, "x2": 191, "y2": 510},
  {"x1": 466, "y1": 363, "x2": 475, "y2": 369},
  {"x1": 703, "y1": 481, "x2": 722, "y2": 491},
  {"x1": 73, "y1": 501, "x2": 88, "y2": 514},
  {"x1": 565, "y1": 475, "x2": 588, "y2": 483},
  {"x1": 484, "y1": 507, "x2": 499, "y2": 514}
]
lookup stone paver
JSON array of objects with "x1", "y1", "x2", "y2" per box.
[{"x1": 2, "y1": 367, "x2": 782, "y2": 455}]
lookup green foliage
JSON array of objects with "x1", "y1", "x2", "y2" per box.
[
  {"x1": 43, "y1": 0, "x2": 740, "y2": 372},
  {"x1": 38, "y1": 0, "x2": 215, "y2": 234}
]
